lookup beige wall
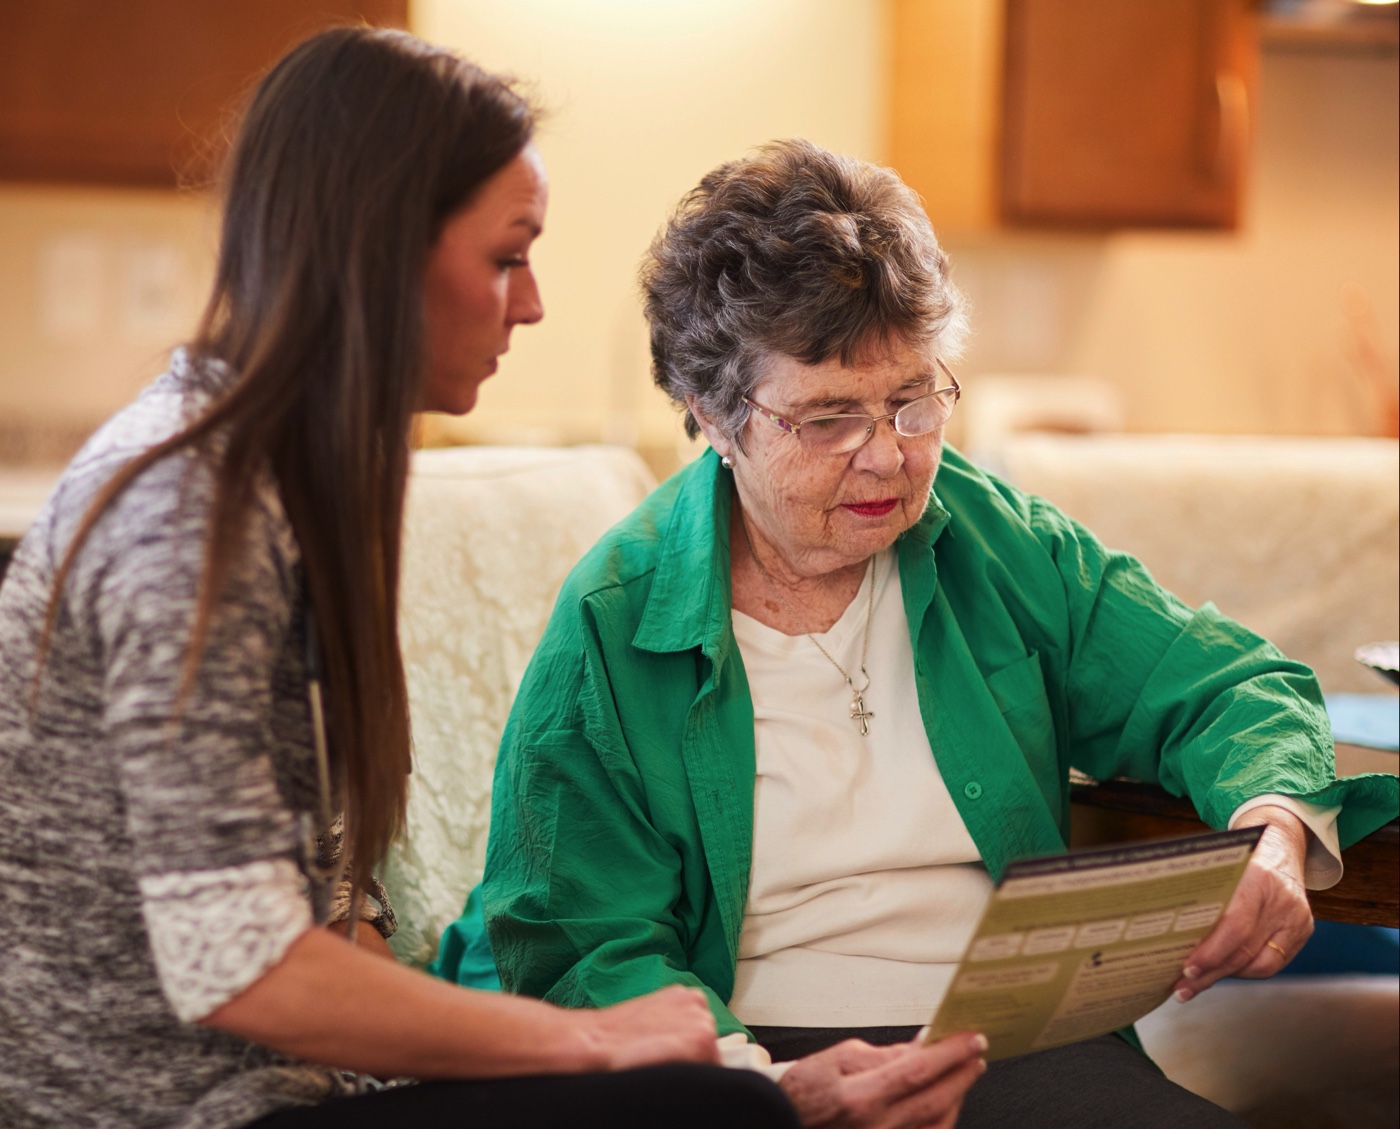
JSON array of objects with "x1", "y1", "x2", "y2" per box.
[
  {"x1": 942, "y1": 46, "x2": 1399, "y2": 438},
  {"x1": 0, "y1": 0, "x2": 884, "y2": 466},
  {"x1": 0, "y1": 186, "x2": 217, "y2": 458},
  {"x1": 411, "y1": 0, "x2": 884, "y2": 459},
  {"x1": 0, "y1": 9, "x2": 1394, "y2": 464}
]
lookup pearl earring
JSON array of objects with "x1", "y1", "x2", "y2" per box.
[{"x1": 720, "y1": 455, "x2": 735, "y2": 470}]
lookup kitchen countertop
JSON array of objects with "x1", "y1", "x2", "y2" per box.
[{"x1": 0, "y1": 466, "x2": 61, "y2": 543}]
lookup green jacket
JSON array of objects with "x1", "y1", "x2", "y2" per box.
[{"x1": 480, "y1": 446, "x2": 1398, "y2": 1039}]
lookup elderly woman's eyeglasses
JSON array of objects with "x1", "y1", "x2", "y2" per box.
[{"x1": 741, "y1": 360, "x2": 961, "y2": 456}]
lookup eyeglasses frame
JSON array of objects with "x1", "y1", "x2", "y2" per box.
[{"x1": 740, "y1": 358, "x2": 961, "y2": 453}]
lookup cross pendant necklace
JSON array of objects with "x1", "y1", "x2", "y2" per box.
[
  {"x1": 806, "y1": 613, "x2": 875, "y2": 737},
  {"x1": 848, "y1": 689, "x2": 875, "y2": 736},
  {"x1": 743, "y1": 524, "x2": 877, "y2": 736}
]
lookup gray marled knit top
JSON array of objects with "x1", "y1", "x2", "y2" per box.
[{"x1": 0, "y1": 354, "x2": 365, "y2": 1128}]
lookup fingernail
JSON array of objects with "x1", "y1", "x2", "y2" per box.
[
  {"x1": 977, "y1": 1058, "x2": 988, "y2": 1074},
  {"x1": 972, "y1": 1034, "x2": 989, "y2": 1053},
  {"x1": 1182, "y1": 965, "x2": 1201, "y2": 981},
  {"x1": 1174, "y1": 988, "x2": 1193, "y2": 1004}
]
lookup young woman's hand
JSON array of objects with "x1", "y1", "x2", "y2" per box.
[
  {"x1": 579, "y1": 985, "x2": 721, "y2": 1071},
  {"x1": 778, "y1": 1033, "x2": 987, "y2": 1129},
  {"x1": 203, "y1": 931, "x2": 715, "y2": 1080},
  {"x1": 1172, "y1": 805, "x2": 1314, "y2": 1003}
]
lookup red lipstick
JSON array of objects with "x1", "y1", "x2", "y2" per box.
[{"x1": 842, "y1": 498, "x2": 898, "y2": 517}]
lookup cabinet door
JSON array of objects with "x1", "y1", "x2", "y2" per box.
[
  {"x1": 888, "y1": 0, "x2": 1006, "y2": 232},
  {"x1": 1000, "y1": 0, "x2": 1257, "y2": 228},
  {"x1": 0, "y1": 1, "x2": 407, "y2": 187}
]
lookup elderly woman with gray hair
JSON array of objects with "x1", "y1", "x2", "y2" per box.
[{"x1": 467, "y1": 139, "x2": 1396, "y2": 1128}]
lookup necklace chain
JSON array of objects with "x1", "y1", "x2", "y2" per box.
[{"x1": 742, "y1": 526, "x2": 877, "y2": 736}]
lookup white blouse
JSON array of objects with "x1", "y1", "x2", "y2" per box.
[{"x1": 727, "y1": 549, "x2": 1343, "y2": 1029}]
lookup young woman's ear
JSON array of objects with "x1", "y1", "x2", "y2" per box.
[{"x1": 685, "y1": 395, "x2": 735, "y2": 462}]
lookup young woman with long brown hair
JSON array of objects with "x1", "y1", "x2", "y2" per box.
[
  {"x1": 0, "y1": 26, "x2": 814, "y2": 1129},
  {"x1": 0, "y1": 25, "x2": 989, "y2": 1128}
]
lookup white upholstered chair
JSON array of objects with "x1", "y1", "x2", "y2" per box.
[{"x1": 383, "y1": 444, "x2": 656, "y2": 967}]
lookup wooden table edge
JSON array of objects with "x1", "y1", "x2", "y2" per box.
[{"x1": 1070, "y1": 778, "x2": 1398, "y2": 928}]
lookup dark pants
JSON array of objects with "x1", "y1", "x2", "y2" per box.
[
  {"x1": 246, "y1": 1062, "x2": 799, "y2": 1129},
  {"x1": 750, "y1": 1026, "x2": 1248, "y2": 1129}
]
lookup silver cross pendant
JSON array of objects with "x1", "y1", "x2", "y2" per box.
[{"x1": 849, "y1": 693, "x2": 874, "y2": 737}]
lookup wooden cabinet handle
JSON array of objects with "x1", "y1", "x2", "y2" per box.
[{"x1": 1214, "y1": 71, "x2": 1249, "y2": 185}]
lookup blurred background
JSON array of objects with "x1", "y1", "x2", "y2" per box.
[
  {"x1": 1, "y1": 0, "x2": 1395, "y2": 474},
  {"x1": 1, "y1": 7, "x2": 1396, "y2": 1124}
]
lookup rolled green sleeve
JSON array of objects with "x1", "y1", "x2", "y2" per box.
[{"x1": 1028, "y1": 494, "x2": 1397, "y2": 848}]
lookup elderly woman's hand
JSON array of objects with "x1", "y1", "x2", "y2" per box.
[
  {"x1": 1172, "y1": 806, "x2": 1315, "y2": 1002},
  {"x1": 777, "y1": 1033, "x2": 986, "y2": 1129}
]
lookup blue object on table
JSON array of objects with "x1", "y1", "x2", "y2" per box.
[
  {"x1": 1257, "y1": 693, "x2": 1399, "y2": 979},
  {"x1": 1324, "y1": 694, "x2": 1400, "y2": 752},
  {"x1": 1272, "y1": 922, "x2": 1400, "y2": 977}
]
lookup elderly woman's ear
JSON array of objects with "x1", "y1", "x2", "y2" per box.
[{"x1": 685, "y1": 394, "x2": 737, "y2": 463}]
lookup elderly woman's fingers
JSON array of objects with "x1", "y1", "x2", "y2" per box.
[
  {"x1": 933, "y1": 1093, "x2": 967, "y2": 1129},
  {"x1": 1173, "y1": 895, "x2": 1312, "y2": 1000},
  {"x1": 779, "y1": 1033, "x2": 986, "y2": 1128},
  {"x1": 1230, "y1": 933, "x2": 1302, "y2": 979},
  {"x1": 873, "y1": 1056, "x2": 984, "y2": 1129},
  {"x1": 872, "y1": 1032, "x2": 986, "y2": 1092},
  {"x1": 842, "y1": 1036, "x2": 986, "y2": 1122},
  {"x1": 823, "y1": 1038, "x2": 910, "y2": 1074},
  {"x1": 1176, "y1": 928, "x2": 1286, "y2": 996},
  {"x1": 1178, "y1": 899, "x2": 1256, "y2": 987},
  {"x1": 1171, "y1": 818, "x2": 1313, "y2": 1001},
  {"x1": 1230, "y1": 903, "x2": 1315, "y2": 979}
]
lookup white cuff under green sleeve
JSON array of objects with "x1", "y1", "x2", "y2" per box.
[
  {"x1": 1228, "y1": 793, "x2": 1343, "y2": 890},
  {"x1": 718, "y1": 1032, "x2": 794, "y2": 1081}
]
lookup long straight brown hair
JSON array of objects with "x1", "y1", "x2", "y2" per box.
[{"x1": 39, "y1": 27, "x2": 535, "y2": 895}]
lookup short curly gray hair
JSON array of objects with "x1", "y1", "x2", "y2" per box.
[{"x1": 641, "y1": 138, "x2": 966, "y2": 443}]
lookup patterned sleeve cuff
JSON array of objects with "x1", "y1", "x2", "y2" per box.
[
  {"x1": 139, "y1": 859, "x2": 313, "y2": 1023},
  {"x1": 314, "y1": 815, "x2": 397, "y2": 939},
  {"x1": 325, "y1": 872, "x2": 398, "y2": 940}
]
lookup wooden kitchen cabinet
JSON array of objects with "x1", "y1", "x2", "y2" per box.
[
  {"x1": 0, "y1": 1, "x2": 407, "y2": 188},
  {"x1": 1001, "y1": 0, "x2": 1258, "y2": 227},
  {"x1": 888, "y1": 0, "x2": 1260, "y2": 231}
]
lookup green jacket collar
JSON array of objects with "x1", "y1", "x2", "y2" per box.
[
  {"x1": 633, "y1": 449, "x2": 734, "y2": 658},
  {"x1": 896, "y1": 480, "x2": 952, "y2": 622},
  {"x1": 633, "y1": 447, "x2": 954, "y2": 656}
]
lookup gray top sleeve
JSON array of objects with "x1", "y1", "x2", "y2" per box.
[
  {"x1": 0, "y1": 358, "x2": 394, "y2": 1126},
  {"x1": 64, "y1": 450, "x2": 306, "y2": 878}
]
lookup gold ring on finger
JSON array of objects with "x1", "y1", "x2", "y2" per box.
[{"x1": 1265, "y1": 940, "x2": 1287, "y2": 958}]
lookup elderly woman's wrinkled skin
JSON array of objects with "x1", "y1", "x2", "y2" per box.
[{"x1": 690, "y1": 339, "x2": 944, "y2": 635}]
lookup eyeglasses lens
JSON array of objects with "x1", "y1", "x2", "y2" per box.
[
  {"x1": 894, "y1": 394, "x2": 951, "y2": 437},
  {"x1": 797, "y1": 388, "x2": 958, "y2": 454},
  {"x1": 802, "y1": 415, "x2": 876, "y2": 454}
]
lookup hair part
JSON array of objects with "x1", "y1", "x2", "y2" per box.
[
  {"x1": 641, "y1": 138, "x2": 967, "y2": 444},
  {"x1": 38, "y1": 26, "x2": 537, "y2": 896}
]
